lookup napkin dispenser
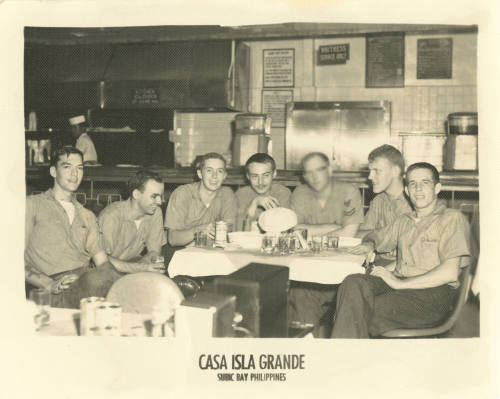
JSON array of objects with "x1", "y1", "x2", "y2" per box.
[{"x1": 210, "y1": 263, "x2": 289, "y2": 338}]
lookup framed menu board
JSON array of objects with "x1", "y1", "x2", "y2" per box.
[
  {"x1": 417, "y1": 38, "x2": 453, "y2": 79},
  {"x1": 366, "y1": 33, "x2": 405, "y2": 88}
]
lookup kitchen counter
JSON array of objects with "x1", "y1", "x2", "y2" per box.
[{"x1": 26, "y1": 165, "x2": 479, "y2": 191}]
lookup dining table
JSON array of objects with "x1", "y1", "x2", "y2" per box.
[{"x1": 168, "y1": 246, "x2": 366, "y2": 285}]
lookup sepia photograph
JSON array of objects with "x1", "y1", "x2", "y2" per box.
[{"x1": 1, "y1": 0, "x2": 499, "y2": 398}]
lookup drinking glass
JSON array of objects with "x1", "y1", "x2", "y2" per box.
[
  {"x1": 29, "y1": 288, "x2": 51, "y2": 330},
  {"x1": 288, "y1": 233, "x2": 297, "y2": 254},
  {"x1": 312, "y1": 235, "x2": 322, "y2": 254},
  {"x1": 262, "y1": 235, "x2": 274, "y2": 254},
  {"x1": 328, "y1": 235, "x2": 339, "y2": 249},
  {"x1": 278, "y1": 233, "x2": 289, "y2": 256},
  {"x1": 195, "y1": 231, "x2": 208, "y2": 247}
]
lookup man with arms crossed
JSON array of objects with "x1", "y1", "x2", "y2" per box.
[
  {"x1": 235, "y1": 153, "x2": 291, "y2": 231},
  {"x1": 25, "y1": 146, "x2": 120, "y2": 308},
  {"x1": 289, "y1": 152, "x2": 364, "y2": 335},
  {"x1": 165, "y1": 152, "x2": 237, "y2": 247},
  {"x1": 332, "y1": 162, "x2": 470, "y2": 338},
  {"x1": 98, "y1": 170, "x2": 166, "y2": 274}
]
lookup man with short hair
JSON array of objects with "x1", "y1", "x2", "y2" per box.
[
  {"x1": 25, "y1": 146, "x2": 121, "y2": 308},
  {"x1": 98, "y1": 170, "x2": 166, "y2": 273},
  {"x1": 235, "y1": 153, "x2": 291, "y2": 231},
  {"x1": 69, "y1": 115, "x2": 98, "y2": 163},
  {"x1": 291, "y1": 152, "x2": 364, "y2": 237},
  {"x1": 332, "y1": 162, "x2": 471, "y2": 338},
  {"x1": 359, "y1": 144, "x2": 412, "y2": 236},
  {"x1": 165, "y1": 152, "x2": 237, "y2": 247},
  {"x1": 288, "y1": 152, "x2": 364, "y2": 335}
]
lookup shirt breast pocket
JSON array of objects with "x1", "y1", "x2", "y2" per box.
[{"x1": 412, "y1": 239, "x2": 441, "y2": 269}]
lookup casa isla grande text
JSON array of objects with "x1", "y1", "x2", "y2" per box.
[{"x1": 199, "y1": 353, "x2": 305, "y2": 370}]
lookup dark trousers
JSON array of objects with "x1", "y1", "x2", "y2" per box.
[
  {"x1": 331, "y1": 273, "x2": 457, "y2": 338},
  {"x1": 50, "y1": 263, "x2": 124, "y2": 309},
  {"x1": 288, "y1": 282, "x2": 337, "y2": 337}
]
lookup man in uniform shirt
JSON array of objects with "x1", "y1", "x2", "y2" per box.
[
  {"x1": 25, "y1": 146, "x2": 121, "y2": 308},
  {"x1": 358, "y1": 144, "x2": 412, "y2": 236},
  {"x1": 235, "y1": 153, "x2": 291, "y2": 231},
  {"x1": 289, "y1": 152, "x2": 364, "y2": 335},
  {"x1": 332, "y1": 162, "x2": 471, "y2": 338},
  {"x1": 165, "y1": 152, "x2": 237, "y2": 247},
  {"x1": 69, "y1": 115, "x2": 98, "y2": 163},
  {"x1": 98, "y1": 170, "x2": 166, "y2": 274}
]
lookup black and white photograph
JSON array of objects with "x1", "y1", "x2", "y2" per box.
[{"x1": 1, "y1": 0, "x2": 499, "y2": 398}]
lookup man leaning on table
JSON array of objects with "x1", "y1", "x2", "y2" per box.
[
  {"x1": 332, "y1": 162, "x2": 471, "y2": 338},
  {"x1": 235, "y1": 153, "x2": 291, "y2": 231},
  {"x1": 25, "y1": 146, "x2": 121, "y2": 309},
  {"x1": 288, "y1": 152, "x2": 364, "y2": 335},
  {"x1": 98, "y1": 169, "x2": 166, "y2": 274},
  {"x1": 165, "y1": 152, "x2": 237, "y2": 247}
]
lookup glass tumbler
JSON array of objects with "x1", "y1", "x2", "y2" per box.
[{"x1": 29, "y1": 288, "x2": 51, "y2": 330}]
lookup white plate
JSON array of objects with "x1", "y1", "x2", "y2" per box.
[
  {"x1": 338, "y1": 237, "x2": 362, "y2": 248},
  {"x1": 258, "y1": 207, "x2": 298, "y2": 233},
  {"x1": 116, "y1": 164, "x2": 141, "y2": 168}
]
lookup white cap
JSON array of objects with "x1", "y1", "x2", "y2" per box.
[{"x1": 69, "y1": 115, "x2": 85, "y2": 126}]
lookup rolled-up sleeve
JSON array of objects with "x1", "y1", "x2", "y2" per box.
[
  {"x1": 146, "y1": 208, "x2": 167, "y2": 253},
  {"x1": 221, "y1": 188, "x2": 238, "y2": 227},
  {"x1": 165, "y1": 187, "x2": 188, "y2": 230},
  {"x1": 83, "y1": 211, "x2": 104, "y2": 257},
  {"x1": 342, "y1": 185, "x2": 364, "y2": 226},
  {"x1": 98, "y1": 211, "x2": 118, "y2": 256}
]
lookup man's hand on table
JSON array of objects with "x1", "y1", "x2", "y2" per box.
[
  {"x1": 138, "y1": 256, "x2": 166, "y2": 274},
  {"x1": 370, "y1": 266, "x2": 402, "y2": 289},
  {"x1": 348, "y1": 241, "x2": 375, "y2": 255},
  {"x1": 50, "y1": 274, "x2": 79, "y2": 294},
  {"x1": 197, "y1": 223, "x2": 216, "y2": 239}
]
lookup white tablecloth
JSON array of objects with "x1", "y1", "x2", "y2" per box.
[{"x1": 168, "y1": 247, "x2": 365, "y2": 285}]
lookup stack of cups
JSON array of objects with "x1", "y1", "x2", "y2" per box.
[{"x1": 80, "y1": 297, "x2": 122, "y2": 336}]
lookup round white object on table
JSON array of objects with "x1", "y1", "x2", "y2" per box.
[
  {"x1": 258, "y1": 207, "x2": 298, "y2": 233},
  {"x1": 338, "y1": 236, "x2": 362, "y2": 248},
  {"x1": 227, "y1": 231, "x2": 263, "y2": 250}
]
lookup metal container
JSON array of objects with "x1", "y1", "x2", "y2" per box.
[
  {"x1": 445, "y1": 134, "x2": 478, "y2": 171},
  {"x1": 232, "y1": 113, "x2": 272, "y2": 167},
  {"x1": 285, "y1": 101, "x2": 391, "y2": 170},
  {"x1": 400, "y1": 132, "x2": 446, "y2": 172},
  {"x1": 448, "y1": 112, "x2": 478, "y2": 135},
  {"x1": 215, "y1": 221, "x2": 228, "y2": 246}
]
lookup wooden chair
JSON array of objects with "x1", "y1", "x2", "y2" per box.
[
  {"x1": 106, "y1": 272, "x2": 184, "y2": 315},
  {"x1": 380, "y1": 264, "x2": 473, "y2": 338}
]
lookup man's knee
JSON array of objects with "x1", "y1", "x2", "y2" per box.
[{"x1": 339, "y1": 274, "x2": 368, "y2": 293}]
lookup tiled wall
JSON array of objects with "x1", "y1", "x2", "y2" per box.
[{"x1": 245, "y1": 32, "x2": 478, "y2": 168}]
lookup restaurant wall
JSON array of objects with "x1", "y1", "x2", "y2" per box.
[{"x1": 245, "y1": 32, "x2": 477, "y2": 169}]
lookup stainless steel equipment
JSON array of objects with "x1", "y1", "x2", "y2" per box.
[
  {"x1": 169, "y1": 111, "x2": 239, "y2": 167},
  {"x1": 285, "y1": 101, "x2": 391, "y2": 170},
  {"x1": 445, "y1": 112, "x2": 478, "y2": 171},
  {"x1": 232, "y1": 113, "x2": 272, "y2": 167}
]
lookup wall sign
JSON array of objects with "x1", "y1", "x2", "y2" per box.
[
  {"x1": 263, "y1": 49, "x2": 295, "y2": 88},
  {"x1": 131, "y1": 87, "x2": 160, "y2": 105},
  {"x1": 317, "y1": 44, "x2": 350, "y2": 65},
  {"x1": 417, "y1": 38, "x2": 453, "y2": 79},
  {"x1": 366, "y1": 33, "x2": 405, "y2": 88},
  {"x1": 262, "y1": 90, "x2": 293, "y2": 128}
]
